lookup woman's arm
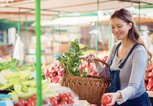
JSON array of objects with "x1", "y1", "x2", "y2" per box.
[{"x1": 117, "y1": 48, "x2": 148, "y2": 104}]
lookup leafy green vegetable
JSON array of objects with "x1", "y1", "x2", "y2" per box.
[
  {"x1": 0, "y1": 58, "x2": 18, "y2": 71},
  {"x1": 17, "y1": 64, "x2": 36, "y2": 72},
  {"x1": 58, "y1": 39, "x2": 83, "y2": 76}
]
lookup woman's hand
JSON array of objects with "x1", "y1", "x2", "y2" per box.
[
  {"x1": 80, "y1": 54, "x2": 96, "y2": 62},
  {"x1": 101, "y1": 92, "x2": 122, "y2": 106}
]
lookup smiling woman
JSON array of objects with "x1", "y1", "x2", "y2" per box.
[
  {"x1": 103, "y1": 8, "x2": 152, "y2": 106},
  {"x1": 111, "y1": 17, "x2": 132, "y2": 41},
  {"x1": 83, "y1": 8, "x2": 152, "y2": 106}
]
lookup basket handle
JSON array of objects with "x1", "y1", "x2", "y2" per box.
[
  {"x1": 93, "y1": 58, "x2": 110, "y2": 80},
  {"x1": 93, "y1": 58, "x2": 110, "y2": 68},
  {"x1": 79, "y1": 56, "x2": 110, "y2": 68},
  {"x1": 80, "y1": 57, "x2": 110, "y2": 80}
]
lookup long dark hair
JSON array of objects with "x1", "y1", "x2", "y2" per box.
[{"x1": 111, "y1": 8, "x2": 152, "y2": 64}]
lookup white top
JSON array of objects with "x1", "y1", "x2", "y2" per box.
[{"x1": 107, "y1": 42, "x2": 148, "y2": 104}]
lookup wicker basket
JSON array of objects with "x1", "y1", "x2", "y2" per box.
[{"x1": 61, "y1": 74, "x2": 110, "y2": 105}]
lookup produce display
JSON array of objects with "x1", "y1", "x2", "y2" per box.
[
  {"x1": 14, "y1": 91, "x2": 76, "y2": 106},
  {"x1": 0, "y1": 58, "x2": 91, "y2": 106},
  {"x1": 42, "y1": 62, "x2": 65, "y2": 83},
  {"x1": 0, "y1": 40, "x2": 152, "y2": 106},
  {"x1": 0, "y1": 60, "x2": 59, "y2": 103}
]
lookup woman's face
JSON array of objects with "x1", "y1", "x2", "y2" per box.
[{"x1": 110, "y1": 17, "x2": 132, "y2": 40}]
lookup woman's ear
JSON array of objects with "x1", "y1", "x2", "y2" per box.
[{"x1": 128, "y1": 22, "x2": 132, "y2": 30}]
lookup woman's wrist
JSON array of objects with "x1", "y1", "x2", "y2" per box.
[
  {"x1": 114, "y1": 91, "x2": 123, "y2": 104},
  {"x1": 115, "y1": 92, "x2": 122, "y2": 100}
]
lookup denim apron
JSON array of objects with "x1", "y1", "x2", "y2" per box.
[{"x1": 108, "y1": 43, "x2": 152, "y2": 106}]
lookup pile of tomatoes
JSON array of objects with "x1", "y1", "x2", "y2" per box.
[
  {"x1": 14, "y1": 92, "x2": 75, "y2": 106},
  {"x1": 14, "y1": 95, "x2": 36, "y2": 106},
  {"x1": 49, "y1": 92, "x2": 74, "y2": 106}
]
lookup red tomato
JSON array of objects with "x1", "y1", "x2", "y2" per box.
[
  {"x1": 27, "y1": 96, "x2": 36, "y2": 106},
  {"x1": 62, "y1": 96, "x2": 69, "y2": 102},
  {"x1": 15, "y1": 99, "x2": 27, "y2": 106},
  {"x1": 67, "y1": 99, "x2": 74, "y2": 104},
  {"x1": 101, "y1": 95, "x2": 112, "y2": 106},
  {"x1": 50, "y1": 97, "x2": 58, "y2": 105},
  {"x1": 59, "y1": 93, "x2": 63, "y2": 98},
  {"x1": 62, "y1": 92, "x2": 69, "y2": 97},
  {"x1": 31, "y1": 95, "x2": 36, "y2": 99},
  {"x1": 27, "y1": 101, "x2": 36, "y2": 106},
  {"x1": 59, "y1": 101, "x2": 67, "y2": 105},
  {"x1": 27, "y1": 99, "x2": 36, "y2": 106}
]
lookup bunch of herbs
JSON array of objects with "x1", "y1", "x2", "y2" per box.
[{"x1": 58, "y1": 39, "x2": 86, "y2": 76}]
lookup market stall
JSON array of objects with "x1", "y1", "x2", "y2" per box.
[{"x1": 0, "y1": 0, "x2": 153, "y2": 106}]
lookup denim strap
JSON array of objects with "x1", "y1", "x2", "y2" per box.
[
  {"x1": 119, "y1": 43, "x2": 139, "y2": 68},
  {"x1": 109, "y1": 42, "x2": 139, "y2": 69}
]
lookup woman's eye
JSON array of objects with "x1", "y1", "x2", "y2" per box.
[
  {"x1": 118, "y1": 26, "x2": 122, "y2": 28},
  {"x1": 112, "y1": 27, "x2": 114, "y2": 29}
]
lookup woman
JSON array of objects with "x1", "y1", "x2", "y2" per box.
[
  {"x1": 104, "y1": 8, "x2": 152, "y2": 106},
  {"x1": 85, "y1": 8, "x2": 152, "y2": 106}
]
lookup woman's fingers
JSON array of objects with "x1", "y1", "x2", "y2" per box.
[
  {"x1": 107, "y1": 99, "x2": 116, "y2": 106},
  {"x1": 102, "y1": 93, "x2": 116, "y2": 106},
  {"x1": 83, "y1": 54, "x2": 95, "y2": 62},
  {"x1": 88, "y1": 54, "x2": 95, "y2": 61}
]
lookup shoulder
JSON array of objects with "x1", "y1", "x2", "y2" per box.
[
  {"x1": 132, "y1": 44, "x2": 147, "y2": 57},
  {"x1": 133, "y1": 44, "x2": 147, "y2": 53}
]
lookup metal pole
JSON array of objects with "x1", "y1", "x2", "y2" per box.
[
  {"x1": 96, "y1": 0, "x2": 99, "y2": 55},
  {"x1": 18, "y1": 8, "x2": 21, "y2": 35},
  {"x1": 108, "y1": 25, "x2": 113, "y2": 51},
  {"x1": 35, "y1": 0, "x2": 42, "y2": 106},
  {"x1": 138, "y1": 3, "x2": 141, "y2": 31}
]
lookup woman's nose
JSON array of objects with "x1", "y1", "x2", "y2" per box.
[
  {"x1": 114, "y1": 27, "x2": 117, "y2": 31},
  {"x1": 113, "y1": 27, "x2": 119, "y2": 33}
]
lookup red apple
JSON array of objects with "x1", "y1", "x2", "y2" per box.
[{"x1": 101, "y1": 95, "x2": 112, "y2": 106}]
